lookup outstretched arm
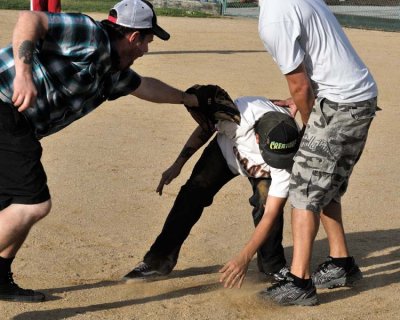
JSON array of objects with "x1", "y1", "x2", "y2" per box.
[
  {"x1": 132, "y1": 77, "x2": 198, "y2": 107},
  {"x1": 12, "y1": 11, "x2": 48, "y2": 111},
  {"x1": 156, "y1": 125, "x2": 214, "y2": 195},
  {"x1": 219, "y1": 195, "x2": 287, "y2": 288}
]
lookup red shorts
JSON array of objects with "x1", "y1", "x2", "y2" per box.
[{"x1": 31, "y1": 0, "x2": 61, "y2": 13}]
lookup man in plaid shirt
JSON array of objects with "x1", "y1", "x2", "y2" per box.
[{"x1": 0, "y1": 0, "x2": 197, "y2": 302}]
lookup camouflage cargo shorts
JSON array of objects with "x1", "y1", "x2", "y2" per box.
[{"x1": 289, "y1": 97, "x2": 378, "y2": 214}]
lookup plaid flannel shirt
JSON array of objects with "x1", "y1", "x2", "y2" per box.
[{"x1": 0, "y1": 13, "x2": 141, "y2": 139}]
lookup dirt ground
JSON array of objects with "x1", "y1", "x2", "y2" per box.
[{"x1": 0, "y1": 10, "x2": 399, "y2": 320}]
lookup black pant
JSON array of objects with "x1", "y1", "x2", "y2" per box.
[{"x1": 143, "y1": 138, "x2": 286, "y2": 274}]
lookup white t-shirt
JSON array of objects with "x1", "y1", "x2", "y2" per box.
[
  {"x1": 258, "y1": 0, "x2": 377, "y2": 103},
  {"x1": 216, "y1": 96, "x2": 293, "y2": 198}
]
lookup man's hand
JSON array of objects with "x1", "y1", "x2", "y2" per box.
[
  {"x1": 219, "y1": 253, "x2": 250, "y2": 289},
  {"x1": 156, "y1": 162, "x2": 183, "y2": 195},
  {"x1": 12, "y1": 73, "x2": 37, "y2": 112},
  {"x1": 272, "y1": 97, "x2": 298, "y2": 118}
]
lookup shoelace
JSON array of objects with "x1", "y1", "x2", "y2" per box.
[
  {"x1": 7, "y1": 272, "x2": 15, "y2": 284},
  {"x1": 4, "y1": 272, "x2": 38, "y2": 296},
  {"x1": 136, "y1": 263, "x2": 151, "y2": 272},
  {"x1": 317, "y1": 260, "x2": 334, "y2": 272},
  {"x1": 6, "y1": 272, "x2": 21, "y2": 289},
  {"x1": 278, "y1": 267, "x2": 290, "y2": 277}
]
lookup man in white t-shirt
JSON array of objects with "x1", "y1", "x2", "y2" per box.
[
  {"x1": 123, "y1": 96, "x2": 301, "y2": 282},
  {"x1": 258, "y1": 0, "x2": 378, "y2": 306}
]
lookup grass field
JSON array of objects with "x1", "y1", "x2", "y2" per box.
[{"x1": 0, "y1": 0, "x2": 214, "y2": 17}]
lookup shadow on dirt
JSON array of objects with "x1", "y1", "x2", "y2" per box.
[{"x1": 13, "y1": 228, "x2": 399, "y2": 319}]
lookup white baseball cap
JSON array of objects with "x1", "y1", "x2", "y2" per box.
[{"x1": 108, "y1": 0, "x2": 170, "y2": 40}]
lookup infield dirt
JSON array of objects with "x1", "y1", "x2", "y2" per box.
[{"x1": 0, "y1": 10, "x2": 399, "y2": 320}]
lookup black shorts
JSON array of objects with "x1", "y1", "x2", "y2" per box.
[{"x1": 0, "y1": 101, "x2": 50, "y2": 210}]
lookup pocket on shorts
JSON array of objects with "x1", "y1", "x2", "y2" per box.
[
  {"x1": 316, "y1": 157, "x2": 336, "y2": 173},
  {"x1": 290, "y1": 155, "x2": 338, "y2": 213},
  {"x1": 349, "y1": 102, "x2": 377, "y2": 121},
  {"x1": 0, "y1": 105, "x2": 30, "y2": 137}
]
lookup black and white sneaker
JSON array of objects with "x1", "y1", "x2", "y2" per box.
[
  {"x1": 259, "y1": 274, "x2": 318, "y2": 306},
  {"x1": 0, "y1": 272, "x2": 45, "y2": 302},
  {"x1": 270, "y1": 266, "x2": 290, "y2": 282},
  {"x1": 312, "y1": 256, "x2": 363, "y2": 289},
  {"x1": 123, "y1": 262, "x2": 168, "y2": 281}
]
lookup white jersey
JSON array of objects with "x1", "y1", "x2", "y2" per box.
[
  {"x1": 216, "y1": 96, "x2": 293, "y2": 198},
  {"x1": 258, "y1": 0, "x2": 377, "y2": 103}
]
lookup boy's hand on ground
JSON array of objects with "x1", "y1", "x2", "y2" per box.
[{"x1": 219, "y1": 254, "x2": 250, "y2": 289}]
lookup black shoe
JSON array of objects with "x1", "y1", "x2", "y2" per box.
[
  {"x1": 265, "y1": 266, "x2": 290, "y2": 282},
  {"x1": 123, "y1": 262, "x2": 169, "y2": 281},
  {"x1": 0, "y1": 272, "x2": 45, "y2": 302},
  {"x1": 259, "y1": 275, "x2": 318, "y2": 306},
  {"x1": 312, "y1": 257, "x2": 363, "y2": 289}
]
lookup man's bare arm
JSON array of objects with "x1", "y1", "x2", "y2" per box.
[
  {"x1": 12, "y1": 11, "x2": 48, "y2": 111},
  {"x1": 284, "y1": 62, "x2": 315, "y2": 125}
]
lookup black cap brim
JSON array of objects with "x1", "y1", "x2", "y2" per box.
[
  {"x1": 153, "y1": 25, "x2": 170, "y2": 40},
  {"x1": 260, "y1": 148, "x2": 296, "y2": 170}
]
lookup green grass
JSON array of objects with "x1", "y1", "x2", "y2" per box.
[
  {"x1": 0, "y1": 0, "x2": 214, "y2": 17},
  {"x1": 155, "y1": 7, "x2": 214, "y2": 17},
  {"x1": 1, "y1": 0, "x2": 125, "y2": 12}
]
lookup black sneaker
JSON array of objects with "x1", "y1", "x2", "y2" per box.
[
  {"x1": 123, "y1": 262, "x2": 168, "y2": 281},
  {"x1": 259, "y1": 275, "x2": 318, "y2": 306},
  {"x1": 312, "y1": 257, "x2": 363, "y2": 289},
  {"x1": 0, "y1": 272, "x2": 45, "y2": 302},
  {"x1": 268, "y1": 266, "x2": 290, "y2": 282}
]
